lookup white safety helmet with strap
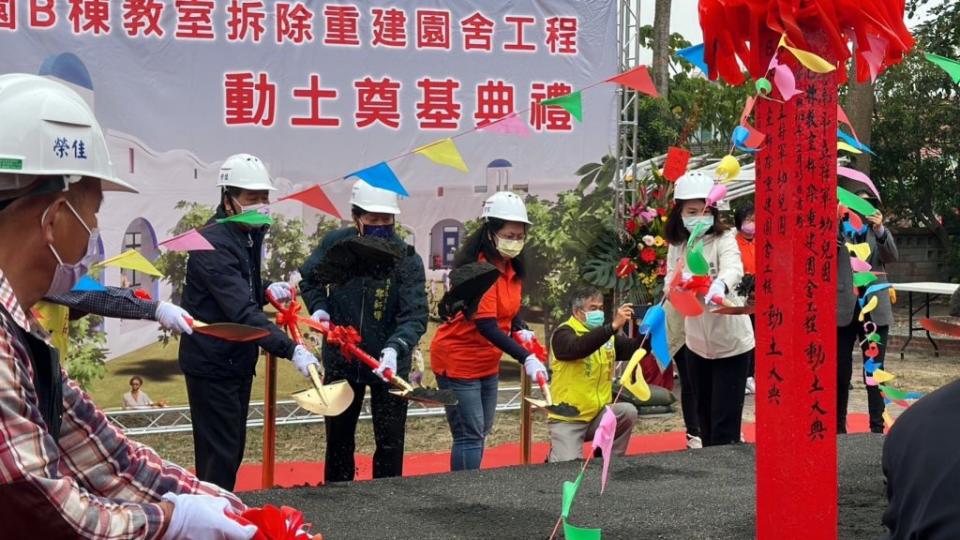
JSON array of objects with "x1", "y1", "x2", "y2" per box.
[
  {"x1": 673, "y1": 171, "x2": 714, "y2": 200},
  {"x1": 481, "y1": 191, "x2": 531, "y2": 224},
  {"x1": 350, "y1": 180, "x2": 400, "y2": 215},
  {"x1": 0, "y1": 73, "x2": 136, "y2": 194},
  {"x1": 217, "y1": 153, "x2": 275, "y2": 191}
]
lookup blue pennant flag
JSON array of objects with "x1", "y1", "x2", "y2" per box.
[
  {"x1": 837, "y1": 129, "x2": 875, "y2": 155},
  {"x1": 639, "y1": 305, "x2": 671, "y2": 371},
  {"x1": 347, "y1": 162, "x2": 409, "y2": 197},
  {"x1": 676, "y1": 44, "x2": 709, "y2": 74},
  {"x1": 72, "y1": 275, "x2": 107, "y2": 292}
]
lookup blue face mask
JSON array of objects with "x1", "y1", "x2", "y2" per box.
[
  {"x1": 584, "y1": 310, "x2": 605, "y2": 329},
  {"x1": 363, "y1": 223, "x2": 395, "y2": 239}
]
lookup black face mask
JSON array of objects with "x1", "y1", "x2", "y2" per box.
[{"x1": 363, "y1": 223, "x2": 395, "y2": 239}]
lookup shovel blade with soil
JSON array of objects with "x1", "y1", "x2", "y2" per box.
[{"x1": 527, "y1": 372, "x2": 580, "y2": 418}]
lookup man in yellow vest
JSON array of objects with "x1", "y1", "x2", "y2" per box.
[{"x1": 548, "y1": 287, "x2": 641, "y2": 462}]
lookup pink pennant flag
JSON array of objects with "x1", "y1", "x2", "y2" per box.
[
  {"x1": 478, "y1": 113, "x2": 532, "y2": 137},
  {"x1": 838, "y1": 166, "x2": 881, "y2": 202},
  {"x1": 706, "y1": 183, "x2": 727, "y2": 206},
  {"x1": 739, "y1": 96, "x2": 756, "y2": 125},
  {"x1": 159, "y1": 229, "x2": 214, "y2": 252},
  {"x1": 591, "y1": 406, "x2": 618, "y2": 494},
  {"x1": 837, "y1": 105, "x2": 859, "y2": 140},
  {"x1": 772, "y1": 64, "x2": 803, "y2": 101},
  {"x1": 851, "y1": 257, "x2": 873, "y2": 272},
  {"x1": 862, "y1": 34, "x2": 889, "y2": 83}
]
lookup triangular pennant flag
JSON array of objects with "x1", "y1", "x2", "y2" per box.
[
  {"x1": 879, "y1": 384, "x2": 909, "y2": 401},
  {"x1": 853, "y1": 271, "x2": 878, "y2": 288},
  {"x1": 563, "y1": 520, "x2": 602, "y2": 540},
  {"x1": 772, "y1": 64, "x2": 803, "y2": 100},
  {"x1": 838, "y1": 129, "x2": 875, "y2": 155},
  {"x1": 414, "y1": 138, "x2": 469, "y2": 173},
  {"x1": 873, "y1": 369, "x2": 895, "y2": 384},
  {"x1": 217, "y1": 210, "x2": 274, "y2": 227},
  {"x1": 837, "y1": 105, "x2": 859, "y2": 140},
  {"x1": 562, "y1": 470, "x2": 586, "y2": 519},
  {"x1": 925, "y1": 52, "x2": 960, "y2": 84},
  {"x1": 347, "y1": 162, "x2": 409, "y2": 197},
  {"x1": 838, "y1": 166, "x2": 881, "y2": 201},
  {"x1": 859, "y1": 295, "x2": 879, "y2": 321},
  {"x1": 98, "y1": 250, "x2": 163, "y2": 277},
  {"x1": 846, "y1": 242, "x2": 872, "y2": 262},
  {"x1": 661, "y1": 147, "x2": 690, "y2": 182},
  {"x1": 541, "y1": 91, "x2": 583, "y2": 122},
  {"x1": 607, "y1": 65, "x2": 658, "y2": 97},
  {"x1": 72, "y1": 275, "x2": 107, "y2": 292},
  {"x1": 716, "y1": 155, "x2": 740, "y2": 182},
  {"x1": 838, "y1": 187, "x2": 877, "y2": 217},
  {"x1": 620, "y1": 348, "x2": 652, "y2": 401},
  {"x1": 782, "y1": 43, "x2": 836, "y2": 73},
  {"x1": 639, "y1": 305, "x2": 670, "y2": 370},
  {"x1": 279, "y1": 184, "x2": 342, "y2": 219},
  {"x1": 478, "y1": 112, "x2": 532, "y2": 137},
  {"x1": 591, "y1": 406, "x2": 617, "y2": 494},
  {"x1": 738, "y1": 96, "x2": 756, "y2": 125},
  {"x1": 159, "y1": 229, "x2": 215, "y2": 252},
  {"x1": 861, "y1": 34, "x2": 888, "y2": 83},
  {"x1": 850, "y1": 257, "x2": 872, "y2": 272},
  {"x1": 838, "y1": 141, "x2": 862, "y2": 154},
  {"x1": 676, "y1": 43, "x2": 709, "y2": 73}
]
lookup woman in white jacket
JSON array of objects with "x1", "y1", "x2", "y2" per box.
[{"x1": 665, "y1": 171, "x2": 756, "y2": 446}]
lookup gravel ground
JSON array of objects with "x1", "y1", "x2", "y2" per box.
[{"x1": 242, "y1": 434, "x2": 887, "y2": 540}]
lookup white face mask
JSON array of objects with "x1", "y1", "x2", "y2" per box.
[
  {"x1": 682, "y1": 215, "x2": 714, "y2": 234},
  {"x1": 43, "y1": 200, "x2": 100, "y2": 296}
]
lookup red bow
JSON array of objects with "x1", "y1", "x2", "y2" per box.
[
  {"x1": 325, "y1": 325, "x2": 362, "y2": 361},
  {"x1": 227, "y1": 505, "x2": 322, "y2": 540}
]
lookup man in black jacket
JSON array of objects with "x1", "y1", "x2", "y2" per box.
[
  {"x1": 300, "y1": 180, "x2": 427, "y2": 482},
  {"x1": 179, "y1": 153, "x2": 319, "y2": 490}
]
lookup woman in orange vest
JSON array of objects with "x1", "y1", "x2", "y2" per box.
[
  {"x1": 734, "y1": 205, "x2": 757, "y2": 394},
  {"x1": 431, "y1": 192, "x2": 548, "y2": 471}
]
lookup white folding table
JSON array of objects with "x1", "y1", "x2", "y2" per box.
[{"x1": 893, "y1": 282, "x2": 959, "y2": 358}]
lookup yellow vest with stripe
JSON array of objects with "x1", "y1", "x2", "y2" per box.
[
  {"x1": 548, "y1": 316, "x2": 615, "y2": 423},
  {"x1": 35, "y1": 301, "x2": 70, "y2": 359}
]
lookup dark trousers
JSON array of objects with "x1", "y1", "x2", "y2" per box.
[
  {"x1": 324, "y1": 377, "x2": 408, "y2": 482},
  {"x1": 687, "y1": 348, "x2": 750, "y2": 446},
  {"x1": 674, "y1": 345, "x2": 700, "y2": 438},
  {"x1": 185, "y1": 374, "x2": 253, "y2": 491},
  {"x1": 837, "y1": 322, "x2": 888, "y2": 434},
  {"x1": 747, "y1": 315, "x2": 756, "y2": 377}
]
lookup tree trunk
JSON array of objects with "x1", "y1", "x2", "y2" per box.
[
  {"x1": 651, "y1": 0, "x2": 672, "y2": 98},
  {"x1": 845, "y1": 54, "x2": 875, "y2": 174}
]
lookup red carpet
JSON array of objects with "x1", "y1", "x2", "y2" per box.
[{"x1": 233, "y1": 413, "x2": 874, "y2": 492}]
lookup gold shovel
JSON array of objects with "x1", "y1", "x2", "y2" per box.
[{"x1": 291, "y1": 360, "x2": 354, "y2": 417}]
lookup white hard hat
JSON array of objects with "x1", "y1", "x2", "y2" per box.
[
  {"x1": 217, "y1": 153, "x2": 275, "y2": 191},
  {"x1": 350, "y1": 180, "x2": 400, "y2": 214},
  {"x1": 0, "y1": 73, "x2": 136, "y2": 194},
  {"x1": 481, "y1": 191, "x2": 531, "y2": 224},
  {"x1": 673, "y1": 171, "x2": 714, "y2": 200}
]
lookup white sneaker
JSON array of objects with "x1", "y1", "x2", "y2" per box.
[
  {"x1": 745, "y1": 377, "x2": 756, "y2": 395},
  {"x1": 686, "y1": 434, "x2": 703, "y2": 449}
]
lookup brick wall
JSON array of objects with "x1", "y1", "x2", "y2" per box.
[{"x1": 885, "y1": 227, "x2": 950, "y2": 283}]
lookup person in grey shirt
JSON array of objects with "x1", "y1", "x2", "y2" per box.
[{"x1": 837, "y1": 192, "x2": 898, "y2": 434}]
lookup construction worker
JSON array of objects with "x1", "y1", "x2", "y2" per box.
[
  {"x1": 299, "y1": 180, "x2": 427, "y2": 482},
  {"x1": 547, "y1": 287, "x2": 639, "y2": 462},
  {"x1": 0, "y1": 73, "x2": 255, "y2": 539},
  {"x1": 178, "y1": 153, "x2": 320, "y2": 491},
  {"x1": 430, "y1": 192, "x2": 549, "y2": 471}
]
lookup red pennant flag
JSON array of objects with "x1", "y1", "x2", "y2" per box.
[
  {"x1": 739, "y1": 96, "x2": 756, "y2": 125},
  {"x1": 662, "y1": 146, "x2": 691, "y2": 182},
  {"x1": 606, "y1": 66, "x2": 658, "y2": 97},
  {"x1": 742, "y1": 124, "x2": 766, "y2": 148},
  {"x1": 837, "y1": 104, "x2": 859, "y2": 139},
  {"x1": 279, "y1": 185, "x2": 341, "y2": 219}
]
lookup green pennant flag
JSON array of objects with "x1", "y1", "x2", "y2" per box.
[
  {"x1": 867, "y1": 333, "x2": 882, "y2": 343},
  {"x1": 541, "y1": 91, "x2": 583, "y2": 122},
  {"x1": 925, "y1": 52, "x2": 960, "y2": 84},
  {"x1": 563, "y1": 520, "x2": 603, "y2": 540},
  {"x1": 837, "y1": 187, "x2": 877, "y2": 217},
  {"x1": 853, "y1": 272, "x2": 878, "y2": 287},
  {"x1": 879, "y1": 384, "x2": 909, "y2": 401},
  {"x1": 561, "y1": 470, "x2": 586, "y2": 519},
  {"x1": 217, "y1": 210, "x2": 274, "y2": 227},
  {"x1": 687, "y1": 241, "x2": 710, "y2": 276}
]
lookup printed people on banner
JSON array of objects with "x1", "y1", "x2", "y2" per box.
[
  {"x1": 178, "y1": 153, "x2": 320, "y2": 491},
  {"x1": 430, "y1": 192, "x2": 548, "y2": 471},
  {"x1": 837, "y1": 191, "x2": 898, "y2": 434},
  {"x1": 547, "y1": 287, "x2": 639, "y2": 462},
  {"x1": 665, "y1": 172, "x2": 755, "y2": 447},
  {"x1": 0, "y1": 73, "x2": 254, "y2": 539},
  {"x1": 299, "y1": 180, "x2": 428, "y2": 482}
]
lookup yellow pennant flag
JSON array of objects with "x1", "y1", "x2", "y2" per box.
[
  {"x1": 98, "y1": 249, "x2": 163, "y2": 277},
  {"x1": 859, "y1": 295, "x2": 879, "y2": 321},
  {"x1": 838, "y1": 141, "x2": 863, "y2": 154},
  {"x1": 619, "y1": 348, "x2": 651, "y2": 402},
  {"x1": 778, "y1": 35, "x2": 836, "y2": 74},
  {"x1": 414, "y1": 138, "x2": 469, "y2": 173},
  {"x1": 846, "y1": 242, "x2": 872, "y2": 261},
  {"x1": 882, "y1": 410, "x2": 895, "y2": 430},
  {"x1": 873, "y1": 369, "x2": 896, "y2": 384}
]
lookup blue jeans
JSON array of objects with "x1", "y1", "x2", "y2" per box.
[{"x1": 436, "y1": 374, "x2": 499, "y2": 471}]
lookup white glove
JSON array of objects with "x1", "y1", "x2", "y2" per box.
[
  {"x1": 292, "y1": 345, "x2": 320, "y2": 378},
  {"x1": 706, "y1": 279, "x2": 726, "y2": 305},
  {"x1": 155, "y1": 302, "x2": 193, "y2": 335},
  {"x1": 515, "y1": 329, "x2": 536, "y2": 343},
  {"x1": 267, "y1": 282, "x2": 293, "y2": 303},
  {"x1": 160, "y1": 493, "x2": 256, "y2": 540},
  {"x1": 524, "y1": 354, "x2": 548, "y2": 382},
  {"x1": 311, "y1": 309, "x2": 330, "y2": 323},
  {"x1": 375, "y1": 347, "x2": 398, "y2": 382}
]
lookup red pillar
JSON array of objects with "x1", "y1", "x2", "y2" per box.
[{"x1": 754, "y1": 30, "x2": 839, "y2": 540}]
